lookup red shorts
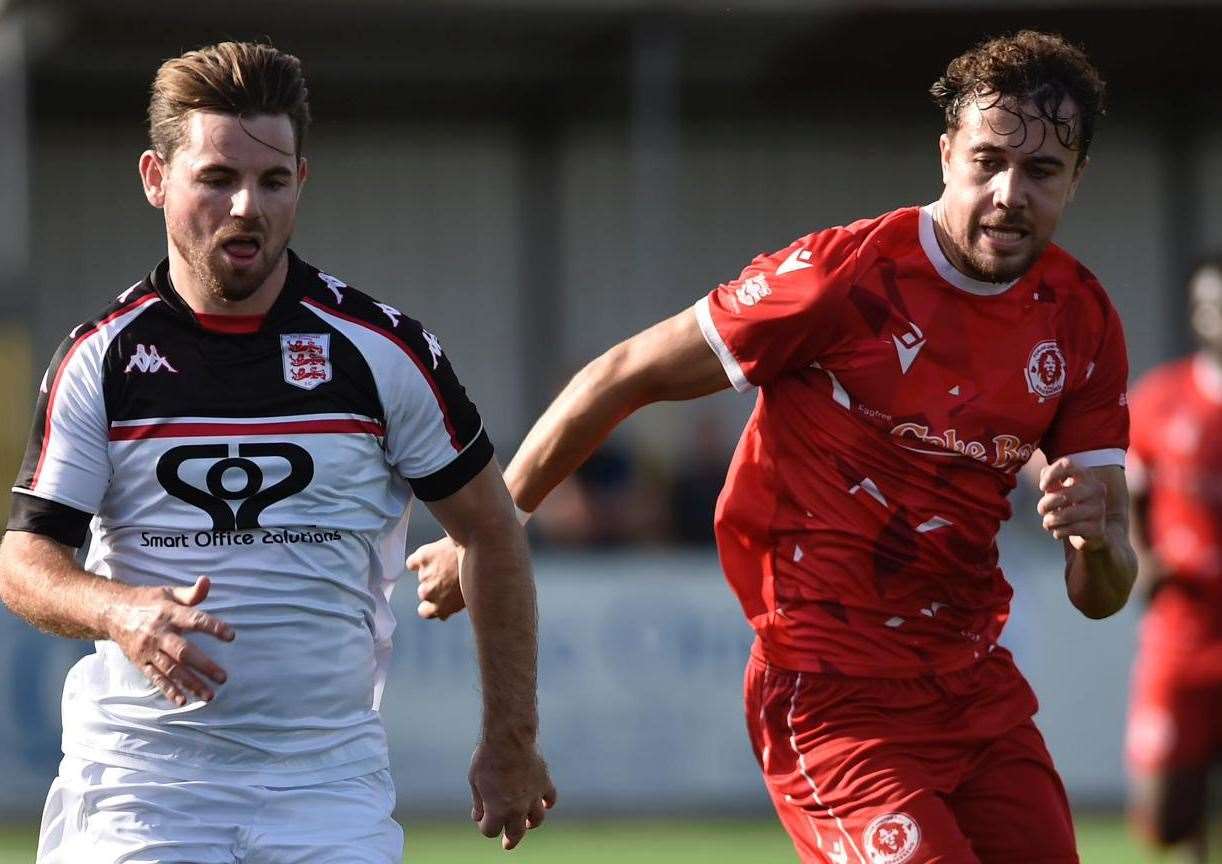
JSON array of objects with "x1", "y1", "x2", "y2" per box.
[
  {"x1": 1126, "y1": 586, "x2": 1222, "y2": 776},
  {"x1": 744, "y1": 650, "x2": 1077, "y2": 864}
]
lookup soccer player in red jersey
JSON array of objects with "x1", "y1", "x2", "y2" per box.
[
  {"x1": 412, "y1": 31, "x2": 1135, "y2": 863},
  {"x1": 1125, "y1": 258, "x2": 1222, "y2": 863}
]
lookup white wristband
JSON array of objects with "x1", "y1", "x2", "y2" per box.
[{"x1": 514, "y1": 503, "x2": 533, "y2": 526}]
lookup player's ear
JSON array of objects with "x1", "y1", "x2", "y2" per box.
[
  {"x1": 296, "y1": 156, "x2": 309, "y2": 198},
  {"x1": 139, "y1": 150, "x2": 168, "y2": 209},
  {"x1": 1067, "y1": 154, "x2": 1088, "y2": 203},
  {"x1": 938, "y1": 132, "x2": 952, "y2": 185}
]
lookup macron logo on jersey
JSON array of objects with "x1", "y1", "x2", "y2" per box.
[
  {"x1": 776, "y1": 246, "x2": 814, "y2": 275},
  {"x1": 892, "y1": 322, "x2": 926, "y2": 374},
  {"x1": 125, "y1": 344, "x2": 178, "y2": 374}
]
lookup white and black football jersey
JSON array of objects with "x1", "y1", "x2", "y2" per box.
[{"x1": 7, "y1": 251, "x2": 493, "y2": 783}]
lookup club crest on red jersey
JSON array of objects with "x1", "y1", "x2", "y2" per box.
[
  {"x1": 281, "y1": 333, "x2": 332, "y2": 390},
  {"x1": 1025, "y1": 340, "x2": 1067, "y2": 400},
  {"x1": 864, "y1": 812, "x2": 921, "y2": 864},
  {"x1": 735, "y1": 274, "x2": 772, "y2": 308}
]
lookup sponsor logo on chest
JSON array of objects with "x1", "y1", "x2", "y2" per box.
[{"x1": 281, "y1": 333, "x2": 332, "y2": 390}]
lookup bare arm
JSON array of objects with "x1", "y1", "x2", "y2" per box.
[
  {"x1": 1037, "y1": 460, "x2": 1138, "y2": 619},
  {"x1": 409, "y1": 307, "x2": 730, "y2": 619},
  {"x1": 0, "y1": 530, "x2": 234, "y2": 704},
  {"x1": 506, "y1": 307, "x2": 730, "y2": 510},
  {"x1": 423, "y1": 459, "x2": 555, "y2": 850}
]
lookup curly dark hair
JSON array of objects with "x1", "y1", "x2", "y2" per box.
[{"x1": 930, "y1": 31, "x2": 1105, "y2": 165}]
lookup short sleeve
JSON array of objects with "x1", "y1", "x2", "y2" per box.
[
  {"x1": 694, "y1": 227, "x2": 862, "y2": 390},
  {"x1": 8, "y1": 329, "x2": 112, "y2": 546},
  {"x1": 380, "y1": 320, "x2": 493, "y2": 501},
  {"x1": 304, "y1": 296, "x2": 494, "y2": 503},
  {"x1": 1040, "y1": 297, "x2": 1130, "y2": 467}
]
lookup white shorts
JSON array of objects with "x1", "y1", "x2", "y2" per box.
[{"x1": 36, "y1": 756, "x2": 404, "y2": 864}]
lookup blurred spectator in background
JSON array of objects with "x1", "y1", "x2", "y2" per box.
[
  {"x1": 1125, "y1": 256, "x2": 1222, "y2": 863},
  {"x1": 532, "y1": 439, "x2": 669, "y2": 547},
  {"x1": 668, "y1": 412, "x2": 729, "y2": 545}
]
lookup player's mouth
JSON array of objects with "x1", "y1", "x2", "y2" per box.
[
  {"x1": 979, "y1": 223, "x2": 1028, "y2": 252},
  {"x1": 219, "y1": 235, "x2": 262, "y2": 264}
]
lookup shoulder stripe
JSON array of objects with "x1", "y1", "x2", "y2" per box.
[
  {"x1": 31, "y1": 294, "x2": 160, "y2": 489},
  {"x1": 300, "y1": 297, "x2": 461, "y2": 451}
]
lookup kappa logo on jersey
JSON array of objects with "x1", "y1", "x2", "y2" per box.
[
  {"x1": 1025, "y1": 340, "x2": 1067, "y2": 400},
  {"x1": 423, "y1": 329, "x2": 443, "y2": 369},
  {"x1": 157, "y1": 442, "x2": 314, "y2": 531},
  {"x1": 375, "y1": 302, "x2": 402, "y2": 328},
  {"x1": 891, "y1": 322, "x2": 926, "y2": 374},
  {"x1": 124, "y1": 344, "x2": 178, "y2": 374},
  {"x1": 281, "y1": 334, "x2": 332, "y2": 390},
  {"x1": 318, "y1": 272, "x2": 347, "y2": 303},
  {"x1": 735, "y1": 274, "x2": 772, "y2": 308},
  {"x1": 776, "y1": 246, "x2": 814, "y2": 275},
  {"x1": 863, "y1": 812, "x2": 921, "y2": 864}
]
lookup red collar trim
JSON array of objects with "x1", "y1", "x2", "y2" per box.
[{"x1": 196, "y1": 313, "x2": 265, "y2": 334}]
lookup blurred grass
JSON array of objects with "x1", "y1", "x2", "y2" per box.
[{"x1": 3, "y1": 814, "x2": 1216, "y2": 862}]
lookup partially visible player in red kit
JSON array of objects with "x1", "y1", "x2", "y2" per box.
[
  {"x1": 411, "y1": 31, "x2": 1136, "y2": 863},
  {"x1": 1125, "y1": 258, "x2": 1222, "y2": 863}
]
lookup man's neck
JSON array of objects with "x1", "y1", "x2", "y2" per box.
[
  {"x1": 166, "y1": 250, "x2": 288, "y2": 317},
  {"x1": 930, "y1": 199, "x2": 972, "y2": 279}
]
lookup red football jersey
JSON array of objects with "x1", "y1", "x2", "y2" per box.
[
  {"x1": 1128, "y1": 356, "x2": 1222, "y2": 624},
  {"x1": 697, "y1": 204, "x2": 1129, "y2": 677}
]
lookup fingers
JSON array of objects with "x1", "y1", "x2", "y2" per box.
[
  {"x1": 417, "y1": 600, "x2": 445, "y2": 621},
  {"x1": 163, "y1": 632, "x2": 227, "y2": 685},
  {"x1": 500, "y1": 815, "x2": 527, "y2": 851},
  {"x1": 470, "y1": 780, "x2": 485, "y2": 826},
  {"x1": 525, "y1": 797, "x2": 547, "y2": 830},
  {"x1": 170, "y1": 575, "x2": 210, "y2": 606},
  {"x1": 145, "y1": 650, "x2": 211, "y2": 706},
  {"x1": 1038, "y1": 457, "x2": 1078, "y2": 492},
  {"x1": 172, "y1": 606, "x2": 235, "y2": 642}
]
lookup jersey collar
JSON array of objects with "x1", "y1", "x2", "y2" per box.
[
  {"x1": 918, "y1": 203, "x2": 1021, "y2": 297},
  {"x1": 149, "y1": 249, "x2": 309, "y2": 333}
]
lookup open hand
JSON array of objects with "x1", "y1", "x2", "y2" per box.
[{"x1": 104, "y1": 575, "x2": 234, "y2": 706}]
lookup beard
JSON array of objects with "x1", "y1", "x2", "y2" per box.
[
  {"x1": 173, "y1": 228, "x2": 289, "y2": 305},
  {"x1": 956, "y1": 227, "x2": 1047, "y2": 284}
]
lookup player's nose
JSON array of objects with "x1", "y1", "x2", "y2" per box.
[{"x1": 230, "y1": 186, "x2": 262, "y2": 219}]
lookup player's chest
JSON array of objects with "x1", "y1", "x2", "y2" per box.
[
  {"x1": 103, "y1": 324, "x2": 381, "y2": 424},
  {"x1": 820, "y1": 283, "x2": 1070, "y2": 462}
]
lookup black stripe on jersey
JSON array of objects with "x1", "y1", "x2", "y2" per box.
[
  {"x1": 409, "y1": 428, "x2": 494, "y2": 501},
  {"x1": 15, "y1": 284, "x2": 159, "y2": 494},
  {"x1": 294, "y1": 257, "x2": 485, "y2": 456},
  {"x1": 7, "y1": 492, "x2": 92, "y2": 548}
]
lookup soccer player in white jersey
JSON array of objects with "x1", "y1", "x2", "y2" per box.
[{"x1": 0, "y1": 41, "x2": 554, "y2": 863}]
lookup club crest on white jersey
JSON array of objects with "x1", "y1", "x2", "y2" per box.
[
  {"x1": 124, "y1": 344, "x2": 178, "y2": 374},
  {"x1": 864, "y1": 812, "x2": 921, "y2": 864},
  {"x1": 1025, "y1": 339, "x2": 1067, "y2": 400},
  {"x1": 282, "y1": 333, "x2": 332, "y2": 390}
]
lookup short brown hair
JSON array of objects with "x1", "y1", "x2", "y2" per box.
[
  {"x1": 148, "y1": 41, "x2": 311, "y2": 160},
  {"x1": 930, "y1": 31, "x2": 1105, "y2": 165}
]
